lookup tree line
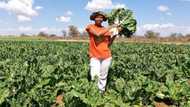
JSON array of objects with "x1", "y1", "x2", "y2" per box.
[{"x1": 19, "y1": 25, "x2": 190, "y2": 39}]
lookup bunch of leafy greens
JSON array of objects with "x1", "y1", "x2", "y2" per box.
[{"x1": 107, "y1": 8, "x2": 137, "y2": 37}]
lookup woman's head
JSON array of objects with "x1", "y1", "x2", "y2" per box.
[{"x1": 90, "y1": 11, "x2": 107, "y2": 26}]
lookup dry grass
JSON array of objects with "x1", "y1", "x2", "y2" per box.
[
  {"x1": 1, "y1": 36, "x2": 190, "y2": 45},
  {"x1": 55, "y1": 36, "x2": 190, "y2": 45}
]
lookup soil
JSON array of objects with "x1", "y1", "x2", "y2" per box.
[
  {"x1": 155, "y1": 102, "x2": 169, "y2": 107},
  {"x1": 188, "y1": 80, "x2": 190, "y2": 85},
  {"x1": 51, "y1": 95, "x2": 64, "y2": 107}
]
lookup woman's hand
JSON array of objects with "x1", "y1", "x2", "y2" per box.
[
  {"x1": 107, "y1": 24, "x2": 118, "y2": 30},
  {"x1": 88, "y1": 25, "x2": 121, "y2": 37},
  {"x1": 109, "y1": 24, "x2": 123, "y2": 37},
  {"x1": 108, "y1": 34, "x2": 117, "y2": 47},
  {"x1": 117, "y1": 26, "x2": 123, "y2": 32}
]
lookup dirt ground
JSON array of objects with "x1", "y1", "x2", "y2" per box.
[
  {"x1": 155, "y1": 102, "x2": 169, "y2": 107},
  {"x1": 56, "y1": 39, "x2": 190, "y2": 45}
]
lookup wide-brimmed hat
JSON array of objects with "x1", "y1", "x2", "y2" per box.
[{"x1": 90, "y1": 11, "x2": 107, "y2": 21}]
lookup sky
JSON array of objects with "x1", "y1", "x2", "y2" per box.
[{"x1": 0, "y1": 0, "x2": 190, "y2": 36}]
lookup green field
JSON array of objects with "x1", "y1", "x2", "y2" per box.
[{"x1": 0, "y1": 40, "x2": 190, "y2": 107}]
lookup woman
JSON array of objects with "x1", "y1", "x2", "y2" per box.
[
  {"x1": 54, "y1": 11, "x2": 120, "y2": 105},
  {"x1": 86, "y1": 11, "x2": 120, "y2": 94}
]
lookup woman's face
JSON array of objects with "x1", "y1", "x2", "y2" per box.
[{"x1": 95, "y1": 15, "x2": 104, "y2": 25}]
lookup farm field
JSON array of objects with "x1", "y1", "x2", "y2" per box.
[
  {"x1": 0, "y1": 0, "x2": 190, "y2": 106},
  {"x1": 0, "y1": 40, "x2": 190, "y2": 107}
]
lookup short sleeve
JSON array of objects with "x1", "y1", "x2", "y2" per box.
[{"x1": 86, "y1": 24, "x2": 93, "y2": 32}]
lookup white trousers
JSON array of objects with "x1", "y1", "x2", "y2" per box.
[{"x1": 90, "y1": 57, "x2": 112, "y2": 91}]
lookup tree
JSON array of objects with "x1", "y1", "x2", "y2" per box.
[
  {"x1": 68, "y1": 25, "x2": 80, "y2": 37},
  {"x1": 37, "y1": 32, "x2": 48, "y2": 37},
  {"x1": 62, "y1": 30, "x2": 67, "y2": 37},
  {"x1": 144, "y1": 30, "x2": 160, "y2": 38},
  {"x1": 50, "y1": 34, "x2": 57, "y2": 37},
  {"x1": 185, "y1": 34, "x2": 190, "y2": 37},
  {"x1": 170, "y1": 33, "x2": 183, "y2": 38},
  {"x1": 20, "y1": 33, "x2": 29, "y2": 37},
  {"x1": 81, "y1": 31, "x2": 88, "y2": 37}
]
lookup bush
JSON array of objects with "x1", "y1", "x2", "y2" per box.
[
  {"x1": 68, "y1": 25, "x2": 80, "y2": 37},
  {"x1": 144, "y1": 30, "x2": 160, "y2": 38}
]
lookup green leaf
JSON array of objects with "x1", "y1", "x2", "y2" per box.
[{"x1": 0, "y1": 88, "x2": 9, "y2": 104}]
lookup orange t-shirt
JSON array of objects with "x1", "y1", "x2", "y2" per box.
[{"x1": 86, "y1": 24, "x2": 111, "y2": 59}]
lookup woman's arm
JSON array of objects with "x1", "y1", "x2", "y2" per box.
[
  {"x1": 87, "y1": 27, "x2": 99, "y2": 36},
  {"x1": 108, "y1": 26, "x2": 122, "y2": 47},
  {"x1": 91, "y1": 28, "x2": 111, "y2": 37},
  {"x1": 87, "y1": 26, "x2": 115, "y2": 37}
]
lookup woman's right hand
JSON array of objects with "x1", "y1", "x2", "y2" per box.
[{"x1": 107, "y1": 24, "x2": 118, "y2": 30}]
